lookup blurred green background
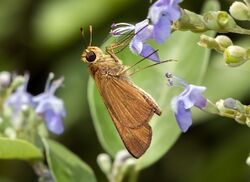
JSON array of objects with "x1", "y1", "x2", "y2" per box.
[{"x1": 0, "y1": 0, "x2": 250, "y2": 181}]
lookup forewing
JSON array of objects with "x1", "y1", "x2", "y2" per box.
[
  {"x1": 93, "y1": 74, "x2": 158, "y2": 157},
  {"x1": 97, "y1": 76, "x2": 159, "y2": 129}
]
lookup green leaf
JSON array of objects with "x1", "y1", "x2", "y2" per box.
[
  {"x1": 87, "y1": 30, "x2": 214, "y2": 169},
  {"x1": 0, "y1": 137, "x2": 42, "y2": 160},
  {"x1": 42, "y1": 138, "x2": 97, "y2": 182}
]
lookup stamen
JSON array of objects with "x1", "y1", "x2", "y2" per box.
[
  {"x1": 23, "y1": 72, "x2": 30, "y2": 90},
  {"x1": 45, "y1": 72, "x2": 54, "y2": 92},
  {"x1": 50, "y1": 77, "x2": 64, "y2": 95},
  {"x1": 165, "y1": 72, "x2": 188, "y2": 88},
  {"x1": 110, "y1": 22, "x2": 135, "y2": 36}
]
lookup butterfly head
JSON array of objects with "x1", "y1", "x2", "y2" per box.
[{"x1": 81, "y1": 46, "x2": 104, "y2": 64}]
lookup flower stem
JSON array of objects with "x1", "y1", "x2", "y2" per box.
[
  {"x1": 230, "y1": 25, "x2": 250, "y2": 35},
  {"x1": 128, "y1": 168, "x2": 139, "y2": 182}
]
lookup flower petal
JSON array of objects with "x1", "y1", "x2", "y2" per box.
[
  {"x1": 130, "y1": 38, "x2": 143, "y2": 54},
  {"x1": 172, "y1": 98, "x2": 192, "y2": 132},
  {"x1": 152, "y1": 16, "x2": 171, "y2": 43},
  {"x1": 140, "y1": 44, "x2": 160, "y2": 62},
  {"x1": 188, "y1": 85, "x2": 207, "y2": 109},
  {"x1": 44, "y1": 110, "x2": 64, "y2": 135}
]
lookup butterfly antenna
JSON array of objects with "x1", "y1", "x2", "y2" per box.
[
  {"x1": 89, "y1": 25, "x2": 93, "y2": 46},
  {"x1": 80, "y1": 27, "x2": 87, "y2": 48}
]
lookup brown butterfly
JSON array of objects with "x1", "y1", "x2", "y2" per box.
[{"x1": 81, "y1": 30, "x2": 161, "y2": 158}]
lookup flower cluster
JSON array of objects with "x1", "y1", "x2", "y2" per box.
[
  {"x1": 4, "y1": 73, "x2": 65, "y2": 135},
  {"x1": 111, "y1": 0, "x2": 182, "y2": 62}
]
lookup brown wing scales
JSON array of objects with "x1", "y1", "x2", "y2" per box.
[
  {"x1": 94, "y1": 74, "x2": 160, "y2": 158},
  {"x1": 104, "y1": 78, "x2": 160, "y2": 128},
  {"x1": 110, "y1": 114, "x2": 152, "y2": 158}
]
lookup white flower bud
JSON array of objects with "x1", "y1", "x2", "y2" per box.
[
  {"x1": 215, "y1": 35, "x2": 233, "y2": 50},
  {"x1": 11, "y1": 76, "x2": 25, "y2": 90},
  {"x1": 4, "y1": 127, "x2": 16, "y2": 139},
  {"x1": 97, "y1": 153, "x2": 112, "y2": 175},
  {"x1": 229, "y1": 1, "x2": 250, "y2": 21},
  {"x1": 198, "y1": 34, "x2": 218, "y2": 49},
  {"x1": 223, "y1": 45, "x2": 247, "y2": 67},
  {"x1": 246, "y1": 155, "x2": 250, "y2": 166},
  {"x1": 223, "y1": 98, "x2": 237, "y2": 109},
  {"x1": 0, "y1": 71, "x2": 11, "y2": 89}
]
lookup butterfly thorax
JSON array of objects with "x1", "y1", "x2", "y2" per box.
[{"x1": 81, "y1": 46, "x2": 128, "y2": 78}]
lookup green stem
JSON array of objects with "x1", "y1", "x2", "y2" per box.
[
  {"x1": 231, "y1": 25, "x2": 250, "y2": 36},
  {"x1": 128, "y1": 168, "x2": 139, "y2": 182}
]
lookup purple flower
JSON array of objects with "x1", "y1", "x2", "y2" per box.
[
  {"x1": 5, "y1": 74, "x2": 34, "y2": 120},
  {"x1": 111, "y1": 20, "x2": 159, "y2": 62},
  {"x1": 110, "y1": 0, "x2": 182, "y2": 62},
  {"x1": 166, "y1": 73, "x2": 207, "y2": 132},
  {"x1": 148, "y1": 0, "x2": 182, "y2": 43},
  {"x1": 34, "y1": 74, "x2": 65, "y2": 135}
]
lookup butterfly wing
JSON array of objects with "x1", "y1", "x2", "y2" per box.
[{"x1": 94, "y1": 73, "x2": 161, "y2": 158}]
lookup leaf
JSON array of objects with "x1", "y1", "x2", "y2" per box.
[
  {"x1": 42, "y1": 138, "x2": 97, "y2": 182},
  {"x1": 87, "y1": 30, "x2": 214, "y2": 169},
  {"x1": 0, "y1": 137, "x2": 42, "y2": 160}
]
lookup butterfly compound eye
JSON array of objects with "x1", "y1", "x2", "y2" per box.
[{"x1": 86, "y1": 51, "x2": 96, "y2": 62}]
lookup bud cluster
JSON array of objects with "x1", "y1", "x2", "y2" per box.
[
  {"x1": 198, "y1": 34, "x2": 250, "y2": 67},
  {"x1": 216, "y1": 98, "x2": 250, "y2": 127},
  {"x1": 97, "y1": 150, "x2": 136, "y2": 182}
]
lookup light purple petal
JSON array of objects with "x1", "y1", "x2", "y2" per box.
[
  {"x1": 152, "y1": 17, "x2": 171, "y2": 43},
  {"x1": 167, "y1": 4, "x2": 182, "y2": 21},
  {"x1": 147, "y1": 0, "x2": 182, "y2": 43},
  {"x1": 5, "y1": 86, "x2": 34, "y2": 114},
  {"x1": 44, "y1": 110, "x2": 64, "y2": 135},
  {"x1": 130, "y1": 38, "x2": 143, "y2": 54},
  {"x1": 34, "y1": 77, "x2": 66, "y2": 134},
  {"x1": 134, "y1": 19, "x2": 153, "y2": 42},
  {"x1": 140, "y1": 44, "x2": 160, "y2": 62},
  {"x1": 172, "y1": 98, "x2": 192, "y2": 132},
  {"x1": 188, "y1": 85, "x2": 207, "y2": 109}
]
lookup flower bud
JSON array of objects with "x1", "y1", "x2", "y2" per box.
[
  {"x1": 11, "y1": 76, "x2": 25, "y2": 91},
  {"x1": 223, "y1": 98, "x2": 237, "y2": 109},
  {"x1": 215, "y1": 35, "x2": 233, "y2": 50},
  {"x1": 4, "y1": 127, "x2": 16, "y2": 139},
  {"x1": 224, "y1": 98, "x2": 244, "y2": 112},
  {"x1": 0, "y1": 71, "x2": 11, "y2": 89},
  {"x1": 246, "y1": 154, "x2": 250, "y2": 166},
  {"x1": 97, "y1": 153, "x2": 112, "y2": 175},
  {"x1": 229, "y1": 1, "x2": 250, "y2": 21},
  {"x1": 223, "y1": 45, "x2": 247, "y2": 67},
  {"x1": 203, "y1": 11, "x2": 237, "y2": 32},
  {"x1": 198, "y1": 34, "x2": 218, "y2": 49}
]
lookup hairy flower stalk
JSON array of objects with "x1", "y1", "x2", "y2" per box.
[{"x1": 174, "y1": 9, "x2": 250, "y2": 35}]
